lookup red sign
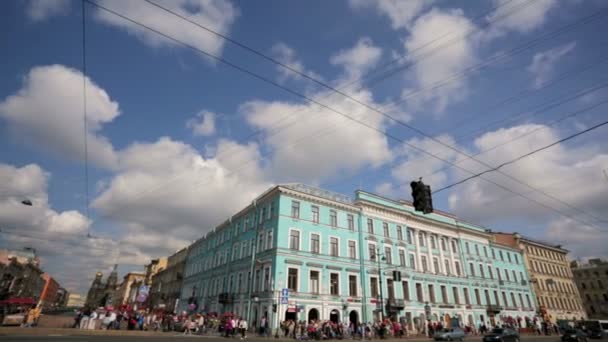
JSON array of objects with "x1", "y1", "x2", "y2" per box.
[
  {"x1": 370, "y1": 298, "x2": 379, "y2": 304},
  {"x1": 287, "y1": 308, "x2": 296, "y2": 313}
]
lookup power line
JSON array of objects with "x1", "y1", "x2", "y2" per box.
[
  {"x1": 81, "y1": 0, "x2": 91, "y2": 238},
  {"x1": 87, "y1": 0, "x2": 608, "y2": 233},
  {"x1": 433, "y1": 119, "x2": 608, "y2": 194}
]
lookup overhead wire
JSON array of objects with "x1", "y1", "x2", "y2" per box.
[
  {"x1": 85, "y1": 0, "x2": 608, "y2": 233},
  {"x1": 81, "y1": 0, "x2": 91, "y2": 238}
]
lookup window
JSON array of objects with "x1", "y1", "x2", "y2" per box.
[
  {"x1": 520, "y1": 272, "x2": 524, "y2": 283},
  {"x1": 499, "y1": 250, "x2": 504, "y2": 261},
  {"x1": 422, "y1": 256, "x2": 428, "y2": 272},
  {"x1": 451, "y1": 240, "x2": 457, "y2": 253},
  {"x1": 385, "y1": 247, "x2": 392, "y2": 264},
  {"x1": 416, "y1": 283, "x2": 423, "y2": 302},
  {"x1": 419, "y1": 232, "x2": 425, "y2": 247},
  {"x1": 397, "y1": 226, "x2": 403, "y2": 240},
  {"x1": 474, "y1": 289, "x2": 481, "y2": 305},
  {"x1": 455, "y1": 261, "x2": 461, "y2": 276},
  {"x1": 311, "y1": 234, "x2": 320, "y2": 254},
  {"x1": 383, "y1": 222, "x2": 390, "y2": 237},
  {"x1": 368, "y1": 244, "x2": 376, "y2": 260},
  {"x1": 505, "y1": 269, "x2": 510, "y2": 282},
  {"x1": 510, "y1": 292, "x2": 516, "y2": 308},
  {"x1": 291, "y1": 201, "x2": 300, "y2": 218},
  {"x1": 491, "y1": 249, "x2": 496, "y2": 259},
  {"x1": 289, "y1": 230, "x2": 300, "y2": 250},
  {"x1": 267, "y1": 231, "x2": 273, "y2": 249},
  {"x1": 312, "y1": 206, "x2": 319, "y2": 223},
  {"x1": 409, "y1": 254, "x2": 416, "y2": 270},
  {"x1": 441, "y1": 285, "x2": 448, "y2": 303},
  {"x1": 288, "y1": 268, "x2": 298, "y2": 291},
  {"x1": 514, "y1": 254, "x2": 519, "y2": 264},
  {"x1": 349, "y1": 275, "x2": 357, "y2": 296},
  {"x1": 399, "y1": 250, "x2": 406, "y2": 266},
  {"x1": 433, "y1": 257, "x2": 439, "y2": 273},
  {"x1": 403, "y1": 281, "x2": 410, "y2": 301},
  {"x1": 310, "y1": 271, "x2": 319, "y2": 294},
  {"x1": 270, "y1": 202, "x2": 275, "y2": 219},
  {"x1": 469, "y1": 263, "x2": 475, "y2": 277},
  {"x1": 387, "y1": 279, "x2": 395, "y2": 299},
  {"x1": 465, "y1": 242, "x2": 470, "y2": 254},
  {"x1": 464, "y1": 288, "x2": 470, "y2": 304},
  {"x1": 367, "y1": 219, "x2": 374, "y2": 234},
  {"x1": 330, "y1": 210, "x2": 337, "y2": 227},
  {"x1": 441, "y1": 238, "x2": 447, "y2": 251},
  {"x1": 330, "y1": 273, "x2": 339, "y2": 295},
  {"x1": 258, "y1": 232, "x2": 265, "y2": 251},
  {"x1": 430, "y1": 235, "x2": 437, "y2": 249},
  {"x1": 487, "y1": 266, "x2": 493, "y2": 279},
  {"x1": 497, "y1": 267, "x2": 502, "y2": 281},
  {"x1": 484, "y1": 290, "x2": 491, "y2": 305},
  {"x1": 407, "y1": 230, "x2": 413, "y2": 244},
  {"x1": 512, "y1": 270, "x2": 517, "y2": 282},
  {"x1": 348, "y1": 241, "x2": 356, "y2": 259},
  {"x1": 428, "y1": 284, "x2": 436, "y2": 303},
  {"x1": 493, "y1": 290, "x2": 500, "y2": 306},
  {"x1": 444, "y1": 259, "x2": 451, "y2": 275},
  {"x1": 507, "y1": 253, "x2": 512, "y2": 263},
  {"x1": 330, "y1": 237, "x2": 339, "y2": 257},
  {"x1": 347, "y1": 214, "x2": 354, "y2": 231},
  {"x1": 479, "y1": 264, "x2": 485, "y2": 278},
  {"x1": 371, "y1": 278, "x2": 379, "y2": 298},
  {"x1": 518, "y1": 293, "x2": 524, "y2": 308},
  {"x1": 260, "y1": 207, "x2": 265, "y2": 224},
  {"x1": 453, "y1": 287, "x2": 460, "y2": 304},
  {"x1": 483, "y1": 246, "x2": 488, "y2": 257},
  {"x1": 475, "y1": 245, "x2": 480, "y2": 255}
]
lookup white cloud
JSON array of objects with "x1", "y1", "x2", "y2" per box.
[
  {"x1": 330, "y1": 37, "x2": 383, "y2": 81},
  {"x1": 528, "y1": 41, "x2": 577, "y2": 89},
  {"x1": 485, "y1": 0, "x2": 558, "y2": 39},
  {"x1": 0, "y1": 65, "x2": 120, "y2": 169},
  {"x1": 545, "y1": 218, "x2": 608, "y2": 260},
  {"x1": 92, "y1": 136, "x2": 270, "y2": 260},
  {"x1": 349, "y1": 0, "x2": 433, "y2": 30},
  {"x1": 0, "y1": 163, "x2": 111, "y2": 293},
  {"x1": 95, "y1": 0, "x2": 239, "y2": 57},
  {"x1": 402, "y1": 9, "x2": 479, "y2": 113},
  {"x1": 271, "y1": 42, "x2": 323, "y2": 84},
  {"x1": 187, "y1": 110, "x2": 216, "y2": 136},
  {"x1": 447, "y1": 124, "x2": 608, "y2": 237},
  {"x1": 26, "y1": 0, "x2": 70, "y2": 21}
]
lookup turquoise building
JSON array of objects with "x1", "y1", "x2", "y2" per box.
[{"x1": 180, "y1": 184, "x2": 537, "y2": 331}]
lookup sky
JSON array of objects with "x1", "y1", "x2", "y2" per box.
[{"x1": 1, "y1": 0, "x2": 608, "y2": 295}]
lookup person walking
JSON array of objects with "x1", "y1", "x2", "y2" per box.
[
  {"x1": 88, "y1": 310, "x2": 98, "y2": 330},
  {"x1": 239, "y1": 318, "x2": 248, "y2": 339}
]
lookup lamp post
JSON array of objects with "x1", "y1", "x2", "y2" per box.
[{"x1": 372, "y1": 248, "x2": 386, "y2": 321}]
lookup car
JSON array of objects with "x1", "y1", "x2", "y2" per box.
[
  {"x1": 561, "y1": 329, "x2": 589, "y2": 342},
  {"x1": 433, "y1": 327, "x2": 466, "y2": 341},
  {"x1": 588, "y1": 329, "x2": 607, "y2": 340},
  {"x1": 482, "y1": 328, "x2": 520, "y2": 342}
]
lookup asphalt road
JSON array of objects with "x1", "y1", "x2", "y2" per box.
[{"x1": 0, "y1": 336, "x2": 563, "y2": 342}]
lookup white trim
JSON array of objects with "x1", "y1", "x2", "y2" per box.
[
  {"x1": 328, "y1": 271, "x2": 341, "y2": 296},
  {"x1": 285, "y1": 265, "x2": 301, "y2": 293},
  {"x1": 346, "y1": 272, "x2": 359, "y2": 297},
  {"x1": 367, "y1": 241, "x2": 377, "y2": 260},
  {"x1": 308, "y1": 267, "x2": 322, "y2": 295},
  {"x1": 408, "y1": 252, "x2": 417, "y2": 271}
]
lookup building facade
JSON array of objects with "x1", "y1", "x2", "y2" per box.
[
  {"x1": 493, "y1": 233, "x2": 586, "y2": 323},
  {"x1": 85, "y1": 265, "x2": 120, "y2": 308},
  {"x1": 150, "y1": 247, "x2": 187, "y2": 312},
  {"x1": 571, "y1": 259, "x2": 608, "y2": 319},
  {"x1": 180, "y1": 184, "x2": 537, "y2": 331},
  {"x1": 116, "y1": 272, "x2": 145, "y2": 305},
  {"x1": 38, "y1": 273, "x2": 60, "y2": 309},
  {"x1": 144, "y1": 258, "x2": 167, "y2": 286},
  {"x1": 67, "y1": 293, "x2": 85, "y2": 307}
]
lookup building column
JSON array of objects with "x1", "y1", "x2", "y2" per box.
[
  {"x1": 438, "y1": 237, "x2": 446, "y2": 275},
  {"x1": 426, "y1": 234, "x2": 433, "y2": 273},
  {"x1": 413, "y1": 229, "x2": 422, "y2": 271},
  {"x1": 449, "y1": 239, "x2": 457, "y2": 276}
]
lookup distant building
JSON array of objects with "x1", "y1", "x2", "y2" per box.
[
  {"x1": 493, "y1": 233, "x2": 586, "y2": 323},
  {"x1": 67, "y1": 293, "x2": 85, "y2": 307},
  {"x1": 38, "y1": 273, "x2": 60, "y2": 309},
  {"x1": 116, "y1": 272, "x2": 145, "y2": 305},
  {"x1": 85, "y1": 265, "x2": 120, "y2": 308},
  {"x1": 150, "y1": 247, "x2": 187, "y2": 311},
  {"x1": 571, "y1": 259, "x2": 608, "y2": 319},
  {"x1": 0, "y1": 254, "x2": 45, "y2": 302},
  {"x1": 144, "y1": 258, "x2": 167, "y2": 286},
  {"x1": 55, "y1": 287, "x2": 69, "y2": 308}
]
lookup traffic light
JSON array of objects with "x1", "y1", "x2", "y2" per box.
[
  {"x1": 410, "y1": 180, "x2": 433, "y2": 214},
  {"x1": 392, "y1": 270, "x2": 402, "y2": 281}
]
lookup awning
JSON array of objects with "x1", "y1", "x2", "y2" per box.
[{"x1": 0, "y1": 297, "x2": 36, "y2": 305}]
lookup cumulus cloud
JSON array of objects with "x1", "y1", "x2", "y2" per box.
[
  {"x1": 485, "y1": 0, "x2": 558, "y2": 39},
  {"x1": 546, "y1": 218, "x2": 608, "y2": 260},
  {"x1": 92, "y1": 137, "x2": 270, "y2": 263},
  {"x1": 95, "y1": 0, "x2": 239, "y2": 57},
  {"x1": 0, "y1": 65, "x2": 120, "y2": 169},
  {"x1": 402, "y1": 9, "x2": 479, "y2": 113},
  {"x1": 26, "y1": 0, "x2": 70, "y2": 21},
  {"x1": 330, "y1": 37, "x2": 383, "y2": 81},
  {"x1": 0, "y1": 163, "x2": 113, "y2": 293},
  {"x1": 187, "y1": 110, "x2": 216, "y2": 136},
  {"x1": 528, "y1": 41, "x2": 577, "y2": 89},
  {"x1": 271, "y1": 42, "x2": 324, "y2": 84},
  {"x1": 447, "y1": 124, "x2": 608, "y2": 232},
  {"x1": 348, "y1": 0, "x2": 433, "y2": 30}
]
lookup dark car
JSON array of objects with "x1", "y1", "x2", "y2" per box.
[
  {"x1": 482, "y1": 328, "x2": 520, "y2": 342},
  {"x1": 562, "y1": 329, "x2": 588, "y2": 342},
  {"x1": 588, "y1": 329, "x2": 606, "y2": 340}
]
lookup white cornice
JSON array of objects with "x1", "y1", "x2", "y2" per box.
[{"x1": 278, "y1": 187, "x2": 360, "y2": 212}]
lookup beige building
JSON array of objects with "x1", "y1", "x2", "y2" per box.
[
  {"x1": 149, "y1": 247, "x2": 188, "y2": 312},
  {"x1": 116, "y1": 272, "x2": 145, "y2": 305},
  {"x1": 493, "y1": 233, "x2": 586, "y2": 322},
  {"x1": 67, "y1": 293, "x2": 85, "y2": 307},
  {"x1": 143, "y1": 258, "x2": 167, "y2": 285},
  {"x1": 571, "y1": 259, "x2": 608, "y2": 319}
]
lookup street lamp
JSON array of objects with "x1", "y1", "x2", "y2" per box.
[{"x1": 371, "y1": 248, "x2": 386, "y2": 320}]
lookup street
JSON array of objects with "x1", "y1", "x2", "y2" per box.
[{"x1": 0, "y1": 335, "x2": 563, "y2": 342}]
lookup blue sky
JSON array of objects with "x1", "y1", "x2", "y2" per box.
[{"x1": 1, "y1": 0, "x2": 607, "y2": 294}]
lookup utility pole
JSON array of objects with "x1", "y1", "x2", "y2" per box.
[{"x1": 374, "y1": 247, "x2": 385, "y2": 321}]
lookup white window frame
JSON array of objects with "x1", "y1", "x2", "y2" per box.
[
  {"x1": 288, "y1": 228, "x2": 302, "y2": 251},
  {"x1": 348, "y1": 239, "x2": 358, "y2": 260},
  {"x1": 308, "y1": 267, "x2": 322, "y2": 295},
  {"x1": 310, "y1": 232, "x2": 322, "y2": 254},
  {"x1": 286, "y1": 266, "x2": 300, "y2": 292},
  {"x1": 329, "y1": 272, "x2": 341, "y2": 296},
  {"x1": 368, "y1": 242, "x2": 377, "y2": 260},
  {"x1": 409, "y1": 253, "x2": 417, "y2": 270},
  {"x1": 329, "y1": 235, "x2": 341, "y2": 257},
  {"x1": 347, "y1": 273, "x2": 359, "y2": 297}
]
